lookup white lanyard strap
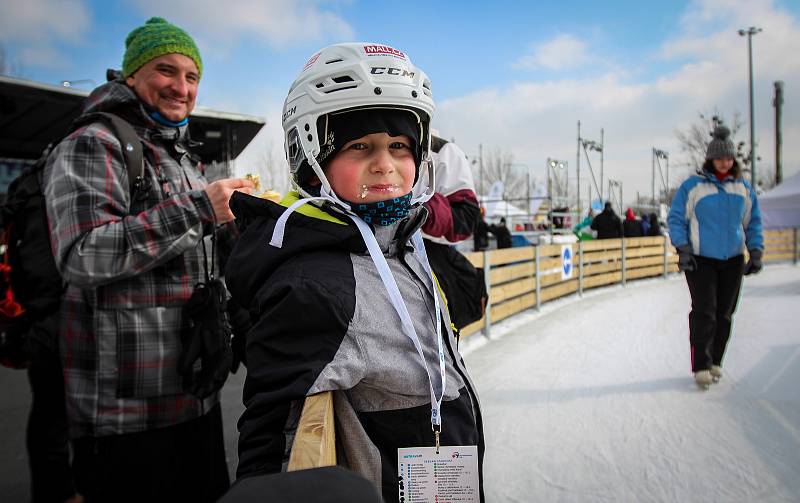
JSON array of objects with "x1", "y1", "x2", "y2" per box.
[
  {"x1": 269, "y1": 196, "x2": 329, "y2": 248},
  {"x1": 348, "y1": 216, "x2": 446, "y2": 431}
]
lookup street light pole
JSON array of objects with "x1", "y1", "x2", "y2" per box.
[
  {"x1": 739, "y1": 26, "x2": 761, "y2": 187},
  {"x1": 576, "y1": 121, "x2": 581, "y2": 216}
]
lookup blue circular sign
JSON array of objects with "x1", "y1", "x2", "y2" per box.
[{"x1": 562, "y1": 247, "x2": 573, "y2": 277}]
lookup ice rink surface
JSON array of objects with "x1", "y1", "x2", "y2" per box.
[{"x1": 464, "y1": 264, "x2": 800, "y2": 502}]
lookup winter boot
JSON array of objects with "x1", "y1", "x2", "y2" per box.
[
  {"x1": 694, "y1": 370, "x2": 713, "y2": 389},
  {"x1": 710, "y1": 365, "x2": 723, "y2": 383}
]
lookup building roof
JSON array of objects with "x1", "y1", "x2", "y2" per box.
[{"x1": 0, "y1": 75, "x2": 265, "y2": 163}]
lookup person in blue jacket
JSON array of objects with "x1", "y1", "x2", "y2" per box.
[{"x1": 668, "y1": 125, "x2": 764, "y2": 389}]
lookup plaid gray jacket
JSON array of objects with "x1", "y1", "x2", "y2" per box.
[{"x1": 43, "y1": 81, "x2": 220, "y2": 438}]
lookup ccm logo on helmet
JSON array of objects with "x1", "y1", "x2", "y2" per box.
[
  {"x1": 370, "y1": 67, "x2": 415, "y2": 78},
  {"x1": 283, "y1": 106, "x2": 296, "y2": 123},
  {"x1": 363, "y1": 44, "x2": 406, "y2": 59}
]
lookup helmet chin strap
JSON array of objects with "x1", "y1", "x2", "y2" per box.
[
  {"x1": 409, "y1": 156, "x2": 436, "y2": 206},
  {"x1": 273, "y1": 149, "x2": 434, "y2": 249}
]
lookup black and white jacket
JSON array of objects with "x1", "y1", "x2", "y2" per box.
[{"x1": 226, "y1": 191, "x2": 484, "y2": 502}]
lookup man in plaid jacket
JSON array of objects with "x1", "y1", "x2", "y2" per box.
[{"x1": 42, "y1": 17, "x2": 253, "y2": 502}]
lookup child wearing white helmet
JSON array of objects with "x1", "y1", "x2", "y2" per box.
[{"x1": 225, "y1": 43, "x2": 485, "y2": 501}]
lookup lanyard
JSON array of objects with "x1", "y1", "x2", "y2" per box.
[
  {"x1": 270, "y1": 196, "x2": 448, "y2": 446},
  {"x1": 348, "y1": 216, "x2": 447, "y2": 442}
]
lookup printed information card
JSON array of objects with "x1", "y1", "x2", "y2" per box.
[{"x1": 397, "y1": 445, "x2": 480, "y2": 503}]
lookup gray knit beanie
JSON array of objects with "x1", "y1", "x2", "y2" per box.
[{"x1": 706, "y1": 125, "x2": 736, "y2": 160}]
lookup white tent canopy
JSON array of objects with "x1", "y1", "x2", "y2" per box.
[{"x1": 759, "y1": 171, "x2": 800, "y2": 229}]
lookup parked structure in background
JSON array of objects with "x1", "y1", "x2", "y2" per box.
[{"x1": 0, "y1": 75, "x2": 264, "y2": 200}]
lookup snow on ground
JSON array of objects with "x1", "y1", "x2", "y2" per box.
[{"x1": 463, "y1": 264, "x2": 800, "y2": 503}]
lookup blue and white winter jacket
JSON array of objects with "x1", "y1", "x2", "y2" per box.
[{"x1": 668, "y1": 171, "x2": 763, "y2": 260}]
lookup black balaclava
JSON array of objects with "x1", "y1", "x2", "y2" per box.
[
  {"x1": 300, "y1": 107, "x2": 422, "y2": 196},
  {"x1": 316, "y1": 107, "x2": 422, "y2": 170}
]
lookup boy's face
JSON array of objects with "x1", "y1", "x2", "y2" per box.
[{"x1": 323, "y1": 132, "x2": 416, "y2": 203}]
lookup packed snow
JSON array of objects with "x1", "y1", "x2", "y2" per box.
[{"x1": 462, "y1": 264, "x2": 800, "y2": 502}]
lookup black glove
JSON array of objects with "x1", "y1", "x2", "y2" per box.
[
  {"x1": 177, "y1": 279, "x2": 233, "y2": 399},
  {"x1": 677, "y1": 245, "x2": 697, "y2": 272},
  {"x1": 744, "y1": 249, "x2": 763, "y2": 276}
]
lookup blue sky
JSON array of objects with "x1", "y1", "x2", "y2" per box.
[{"x1": 2, "y1": 0, "x2": 799, "y2": 202}]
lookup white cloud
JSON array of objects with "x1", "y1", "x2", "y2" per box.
[
  {"x1": 435, "y1": 0, "x2": 800, "y2": 204},
  {"x1": 514, "y1": 34, "x2": 590, "y2": 71},
  {"x1": 0, "y1": 0, "x2": 91, "y2": 69},
  {"x1": 130, "y1": 0, "x2": 354, "y2": 50}
]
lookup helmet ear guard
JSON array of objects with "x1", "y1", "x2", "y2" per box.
[{"x1": 281, "y1": 43, "x2": 435, "y2": 209}]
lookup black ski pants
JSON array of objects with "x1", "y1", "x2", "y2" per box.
[
  {"x1": 72, "y1": 403, "x2": 229, "y2": 503},
  {"x1": 684, "y1": 254, "x2": 744, "y2": 372},
  {"x1": 26, "y1": 338, "x2": 77, "y2": 503}
]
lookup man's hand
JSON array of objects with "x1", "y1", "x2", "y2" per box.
[
  {"x1": 744, "y1": 249, "x2": 763, "y2": 276},
  {"x1": 204, "y1": 178, "x2": 255, "y2": 223},
  {"x1": 677, "y1": 245, "x2": 697, "y2": 272}
]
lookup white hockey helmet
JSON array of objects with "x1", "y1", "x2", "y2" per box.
[{"x1": 282, "y1": 42, "x2": 435, "y2": 209}]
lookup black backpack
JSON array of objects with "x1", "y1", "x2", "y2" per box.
[{"x1": 0, "y1": 112, "x2": 145, "y2": 368}]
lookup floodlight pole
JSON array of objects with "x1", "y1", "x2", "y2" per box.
[
  {"x1": 576, "y1": 121, "x2": 582, "y2": 216},
  {"x1": 739, "y1": 27, "x2": 761, "y2": 187}
]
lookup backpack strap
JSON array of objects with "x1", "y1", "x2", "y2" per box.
[{"x1": 71, "y1": 112, "x2": 146, "y2": 197}]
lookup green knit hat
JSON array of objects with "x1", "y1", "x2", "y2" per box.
[{"x1": 122, "y1": 17, "x2": 202, "y2": 78}]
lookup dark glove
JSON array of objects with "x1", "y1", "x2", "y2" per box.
[
  {"x1": 743, "y1": 249, "x2": 763, "y2": 276},
  {"x1": 677, "y1": 245, "x2": 697, "y2": 272},
  {"x1": 177, "y1": 279, "x2": 233, "y2": 399}
]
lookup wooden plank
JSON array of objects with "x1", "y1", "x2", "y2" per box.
[
  {"x1": 288, "y1": 392, "x2": 336, "y2": 471},
  {"x1": 539, "y1": 257, "x2": 568, "y2": 271},
  {"x1": 624, "y1": 246, "x2": 666, "y2": 259},
  {"x1": 540, "y1": 272, "x2": 569, "y2": 287},
  {"x1": 583, "y1": 250, "x2": 622, "y2": 263},
  {"x1": 764, "y1": 243, "x2": 794, "y2": 251},
  {"x1": 625, "y1": 256, "x2": 667, "y2": 269},
  {"x1": 490, "y1": 277, "x2": 535, "y2": 303},
  {"x1": 582, "y1": 261, "x2": 622, "y2": 277},
  {"x1": 538, "y1": 244, "x2": 573, "y2": 258},
  {"x1": 490, "y1": 262, "x2": 535, "y2": 285},
  {"x1": 764, "y1": 229, "x2": 793, "y2": 240},
  {"x1": 491, "y1": 292, "x2": 536, "y2": 323},
  {"x1": 624, "y1": 236, "x2": 665, "y2": 248},
  {"x1": 460, "y1": 319, "x2": 484, "y2": 338},
  {"x1": 764, "y1": 236, "x2": 794, "y2": 244},
  {"x1": 626, "y1": 265, "x2": 665, "y2": 280},
  {"x1": 583, "y1": 271, "x2": 622, "y2": 289},
  {"x1": 489, "y1": 247, "x2": 535, "y2": 266},
  {"x1": 540, "y1": 279, "x2": 579, "y2": 302},
  {"x1": 764, "y1": 252, "x2": 796, "y2": 262},
  {"x1": 582, "y1": 239, "x2": 623, "y2": 252},
  {"x1": 464, "y1": 252, "x2": 483, "y2": 268}
]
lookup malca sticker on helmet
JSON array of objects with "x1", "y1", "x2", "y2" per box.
[{"x1": 363, "y1": 44, "x2": 406, "y2": 60}]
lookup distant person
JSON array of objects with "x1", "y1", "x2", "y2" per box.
[
  {"x1": 474, "y1": 207, "x2": 490, "y2": 251},
  {"x1": 490, "y1": 217, "x2": 513, "y2": 248},
  {"x1": 647, "y1": 213, "x2": 662, "y2": 236},
  {"x1": 573, "y1": 209, "x2": 596, "y2": 241},
  {"x1": 640, "y1": 212, "x2": 651, "y2": 235},
  {"x1": 590, "y1": 202, "x2": 622, "y2": 239},
  {"x1": 668, "y1": 125, "x2": 763, "y2": 389},
  {"x1": 422, "y1": 135, "x2": 487, "y2": 330},
  {"x1": 623, "y1": 208, "x2": 644, "y2": 237}
]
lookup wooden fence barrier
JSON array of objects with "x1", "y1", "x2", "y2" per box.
[
  {"x1": 286, "y1": 228, "x2": 798, "y2": 470},
  {"x1": 461, "y1": 229, "x2": 796, "y2": 338}
]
